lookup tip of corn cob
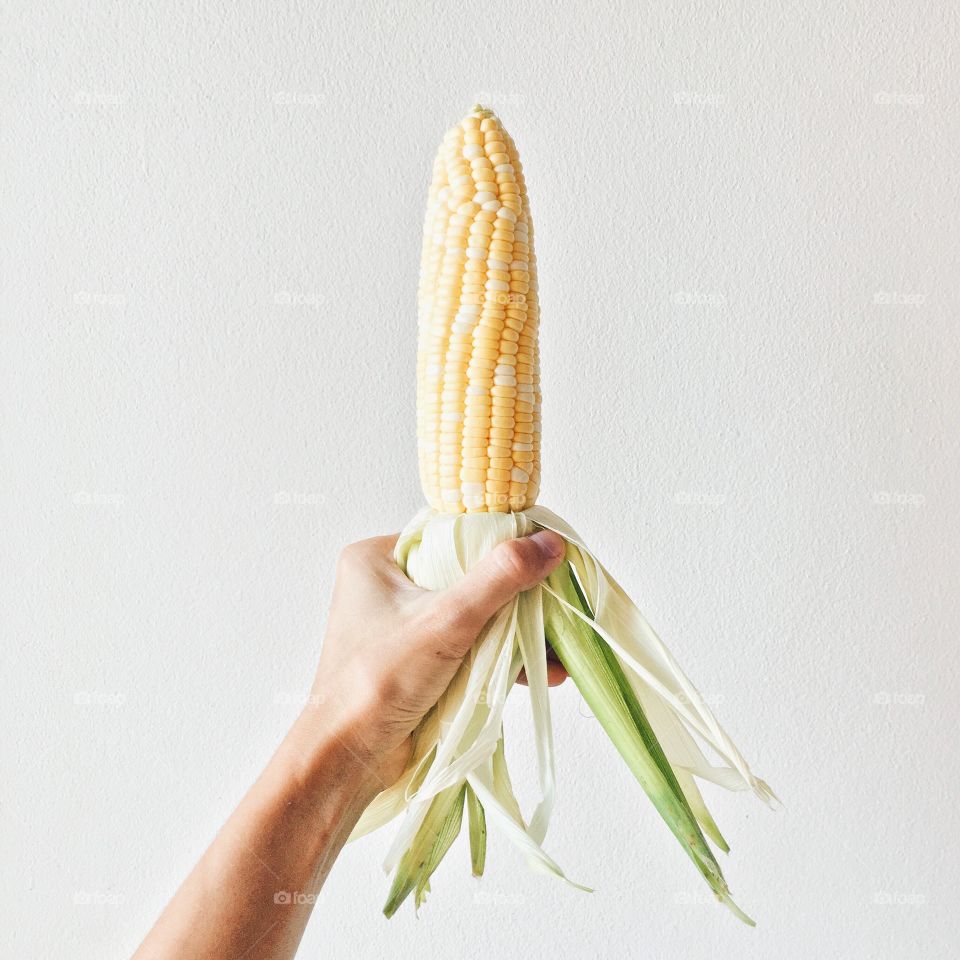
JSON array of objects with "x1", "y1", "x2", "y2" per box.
[{"x1": 415, "y1": 106, "x2": 541, "y2": 515}]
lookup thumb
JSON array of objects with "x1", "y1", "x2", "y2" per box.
[{"x1": 433, "y1": 529, "x2": 566, "y2": 648}]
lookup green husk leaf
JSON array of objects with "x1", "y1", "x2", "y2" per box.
[
  {"x1": 466, "y1": 783, "x2": 486, "y2": 876},
  {"x1": 528, "y1": 504, "x2": 774, "y2": 806},
  {"x1": 383, "y1": 783, "x2": 466, "y2": 917},
  {"x1": 674, "y1": 767, "x2": 729, "y2": 853},
  {"x1": 544, "y1": 557, "x2": 753, "y2": 925},
  {"x1": 491, "y1": 734, "x2": 524, "y2": 825}
]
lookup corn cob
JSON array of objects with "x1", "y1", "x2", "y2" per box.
[
  {"x1": 351, "y1": 106, "x2": 774, "y2": 923},
  {"x1": 417, "y1": 106, "x2": 540, "y2": 514}
]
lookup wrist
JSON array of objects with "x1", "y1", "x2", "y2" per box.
[{"x1": 282, "y1": 700, "x2": 393, "y2": 806}]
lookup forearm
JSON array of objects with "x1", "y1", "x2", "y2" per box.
[
  {"x1": 134, "y1": 711, "x2": 383, "y2": 960},
  {"x1": 133, "y1": 531, "x2": 562, "y2": 957}
]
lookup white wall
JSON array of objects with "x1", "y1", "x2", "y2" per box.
[{"x1": 3, "y1": 2, "x2": 958, "y2": 957}]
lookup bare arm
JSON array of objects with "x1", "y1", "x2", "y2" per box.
[{"x1": 133, "y1": 530, "x2": 565, "y2": 960}]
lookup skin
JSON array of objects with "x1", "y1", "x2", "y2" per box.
[{"x1": 133, "y1": 528, "x2": 567, "y2": 960}]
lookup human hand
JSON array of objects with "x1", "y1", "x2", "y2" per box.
[{"x1": 295, "y1": 530, "x2": 567, "y2": 790}]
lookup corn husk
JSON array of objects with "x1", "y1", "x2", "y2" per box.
[{"x1": 352, "y1": 507, "x2": 773, "y2": 920}]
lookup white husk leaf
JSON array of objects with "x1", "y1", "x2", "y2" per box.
[
  {"x1": 527, "y1": 505, "x2": 775, "y2": 805},
  {"x1": 515, "y1": 582, "x2": 554, "y2": 844},
  {"x1": 352, "y1": 505, "x2": 771, "y2": 893}
]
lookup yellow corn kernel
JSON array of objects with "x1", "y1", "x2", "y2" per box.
[{"x1": 416, "y1": 106, "x2": 541, "y2": 513}]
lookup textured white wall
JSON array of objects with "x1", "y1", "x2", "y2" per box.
[{"x1": 3, "y1": 2, "x2": 958, "y2": 957}]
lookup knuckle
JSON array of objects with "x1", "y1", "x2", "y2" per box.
[
  {"x1": 494, "y1": 539, "x2": 534, "y2": 581},
  {"x1": 336, "y1": 540, "x2": 368, "y2": 572},
  {"x1": 419, "y1": 599, "x2": 472, "y2": 657},
  {"x1": 422, "y1": 597, "x2": 461, "y2": 636}
]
